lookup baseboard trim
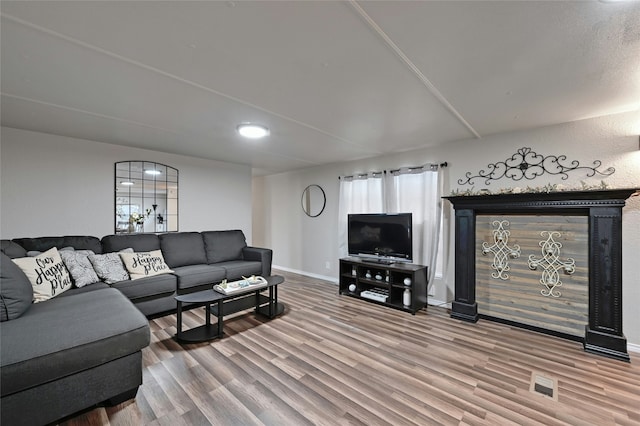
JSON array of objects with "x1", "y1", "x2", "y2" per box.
[
  {"x1": 273, "y1": 265, "x2": 338, "y2": 284},
  {"x1": 628, "y1": 342, "x2": 640, "y2": 353},
  {"x1": 427, "y1": 298, "x2": 451, "y2": 309}
]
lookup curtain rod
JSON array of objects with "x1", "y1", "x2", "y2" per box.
[
  {"x1": 388, "y1": 161, "x2": 448, "y2": 174},
  {"x1": 339, "y1": 162, "x2": 447, "y2": 180},
  {"x1": 339, "y1": 171, "x2": 384, "y2": 180}
]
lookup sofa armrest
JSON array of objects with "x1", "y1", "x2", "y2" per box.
[{"x1": 243, "y1": 246, "x2": 272, "y2": 277}]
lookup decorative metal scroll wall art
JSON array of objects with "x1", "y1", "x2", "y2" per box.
[
  {"x1": 528, "y1": 231, "x2": 576, "y2": 298},
  {"x1": 458, "y1": 147, "x2": 615, "y2": 186},
  {"x1": 481, "y1": 220, "x2": 521, "y2": 280}
]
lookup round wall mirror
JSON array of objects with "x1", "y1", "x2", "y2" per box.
[{"x1": 301, "y1": 184, "x2": 326, "y2": 217}]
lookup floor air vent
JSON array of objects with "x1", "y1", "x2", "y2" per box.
[{"x1": 529, "y1": 371, "x2": 558, "y2": 401}]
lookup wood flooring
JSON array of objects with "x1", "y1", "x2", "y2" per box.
[{"x1": 60, "y1": 270, "x2": 640, "y2": 426}]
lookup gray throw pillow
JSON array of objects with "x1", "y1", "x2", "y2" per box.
[
  {"x1": 88, "y1": 248, "x2": 133, "y2": 284},
  {"x1": 60, "y1": 250, "x2": 100, "y2": 287},
  {"x1": 0, "y1": 252, "x2": 34, "y2": 321}
]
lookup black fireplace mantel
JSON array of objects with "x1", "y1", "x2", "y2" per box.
[{"x1": 444, "y1": 188, "x2": 639, "y2": 362}]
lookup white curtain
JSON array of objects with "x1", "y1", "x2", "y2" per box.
[
  {"x1": 337, "y1": 173, "x2": 385, "y2": 258},
  {"x1": 338, "y1": 166, "x2": 443, "y2": 286},
  {"x1": 386, "y1": 167, "x2": 443, "y2": 287}
]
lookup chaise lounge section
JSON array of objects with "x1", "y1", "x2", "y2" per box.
[{"x1": 0, "y1": 243, "x2": 149, "y2": 426}]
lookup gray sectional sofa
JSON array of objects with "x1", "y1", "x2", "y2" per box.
[{"x1": 0, "y1": 230, "x2": 272, "y2": 426}]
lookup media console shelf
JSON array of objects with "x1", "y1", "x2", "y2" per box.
[{"x1": 339, "y1": 257, "x2": 427, "y2": 314}]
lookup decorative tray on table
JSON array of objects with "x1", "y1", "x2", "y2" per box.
[{"x1": 213, "y1": 275, "x2": 268, "y2": 295}]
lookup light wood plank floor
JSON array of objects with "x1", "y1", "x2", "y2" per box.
[{"x1": 60, "y1": 270, "x2": 640, "y2": 426}]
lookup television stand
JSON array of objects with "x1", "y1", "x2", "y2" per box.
[{"x1": 339, "y1": 257, "x2": 427, "y2": 314}]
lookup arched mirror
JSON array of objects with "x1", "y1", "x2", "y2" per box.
[
  {"x1": 301, "y1": 184, "x2": 326, "y2": 217},
  {"x1": 115, "y1": 161, "x2": 178, "y2": 233}
]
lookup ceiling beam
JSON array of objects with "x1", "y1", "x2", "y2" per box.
[{"x1": 349, "y1": 1, "x2": 481, "y2": 140}]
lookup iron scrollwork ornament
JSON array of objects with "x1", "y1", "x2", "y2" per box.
[
  {"x1": 528, "y1": 231, "x2": 576, "y2": 298},
  {"x1": 481, "y1": 220, "x2": 521, "y2": 280},
  {"x1": 458, "y1": 147, "x2": 615, "y2": 186}
]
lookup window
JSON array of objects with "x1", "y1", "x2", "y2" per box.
[{"x1": 338, "y1": 166, "x2": 444, "y2": 284}]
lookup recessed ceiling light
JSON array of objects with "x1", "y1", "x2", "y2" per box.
[
  {"x1": 237, "y1": 123, "x2": 270, "y2": 139},
  {"x1": 120, "y1": 181, "x2": 134, "y2": 186},
  {"x1": 145, "y1": 169, "x2": 162, "y2": 175}
]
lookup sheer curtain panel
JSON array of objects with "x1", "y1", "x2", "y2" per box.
[
  {"x1": 387, "y1": 167, "x2": 442, "y2": 286},
  {"x1": 337, "y1": 173, "x2": 385, "y2": 258}
]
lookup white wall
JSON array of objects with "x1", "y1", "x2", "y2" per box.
[
  {"x1": 253, "y1": 166, "x2": 340, "y2": 281},
  {"x1": 1, "y1": 127, "x2": 253, "y2": 240},
  {"x1": 253, "y1": 110, "x2": 640, "y2": 345}
]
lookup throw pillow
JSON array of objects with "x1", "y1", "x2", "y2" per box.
[
  {"x1": 11, "y1": 247, "x2": 73, "y2": 303},
  {"x1": 0, "y1": 252, "x2": 34, "y2": 320},
  {"x1": 60, "y1": 250, "x2": 100, "y2": 287},
  {"x1": 119, "y1": 250, "x2": 174, "y2": 280},
  {"x1": 88, "y1": 248, "x2": 133, "y2": 284}
]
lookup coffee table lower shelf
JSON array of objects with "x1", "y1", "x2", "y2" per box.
[
  {"x1": 175, "y1": 275, "x2": 284, "y2": 343},
  {"x1": 210, "y1": 293, "x2": 285, "y2": 317},
  {"x1": 177, "y1": 322, "x2": 221, "y2": 343},
  {"x1": 256, "y1": 302, "x2": 285, "y2": 317}
]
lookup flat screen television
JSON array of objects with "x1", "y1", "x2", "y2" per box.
[{"x1": 347, "y1": 213, "x2": 413, "y2": 263}]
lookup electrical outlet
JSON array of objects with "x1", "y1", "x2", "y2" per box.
[{"x1": 325, "y1": 261, "x2": 331, "y2": 270}]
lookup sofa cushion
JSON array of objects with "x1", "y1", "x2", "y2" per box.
[
  {"x1": 62, "y1": 236, "x2": 103, "y2": 254},
  {"x1": 119, "y1": 250, "x2": 173, "y2": 280},
  {"x1": 0, "y1": 287, "x2": 149, "y2": 396},
  {"x1": 217, "y1": 260, "x2": 263, "y2": 281},
  {"x1": 27, "y1": 246, "x2": 74, "y2": 257},
  {"x1": 60, "y1": 250, "x2": 100, "y2": 288},
  {"x1": 0, "y1": 253, "x2": 34, "y2": 321},
  {"x1": 110, "y1": 273, "x2": 177, "y2": 301},
  {"x1": 1, "y1": 240, "x2": 27, "y2": 259},
  {"x1": 101, "y1": 234, "x2": 160, "y2": 253},
  {"x1": 59, "y1": 282, "x2": 110, "y2": 297},
  {"x1": 172, "y1": 264, "x2": 226, "y2": 291},
  {"x1": 12, "y1": 237, "x2": 64, "y2": 253},
  {"x1": 12, "y1": 248, "x2": 73, "y2": 303},
  {"x1": 88, "y1": 249, "x2": 133, "y2": 284},
  {"x1": 12, "y1": 236, "x2": 102, "y2": 254},
  {"x1": 159, "y1": 232, "x2": 207, "y2": 268},
  {"x1": 202, "y1": 230, "x2": 247, "y2": 264}
]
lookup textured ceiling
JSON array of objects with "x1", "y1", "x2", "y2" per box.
[{"x1": 2, "y1": 1, "x2": 639, "y2": 175}]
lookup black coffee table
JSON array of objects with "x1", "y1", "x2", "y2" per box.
[{"x1": 175, "y1": 275, "x2": 284, "y2": 343}]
